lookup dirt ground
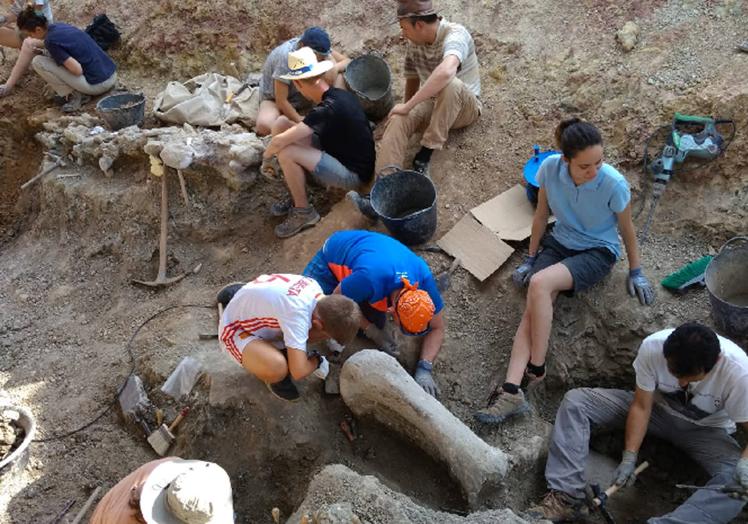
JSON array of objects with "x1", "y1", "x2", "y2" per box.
[{"x1": 1, "y1": 0, "x2": 747, "y2": 522}]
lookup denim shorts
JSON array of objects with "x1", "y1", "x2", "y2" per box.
[
  {"x1": 531, "y1": 235, "x2": 616, "y2": 296},
  {"x1": 310, "y1": 153, "x2": 362, "y2": 190}
]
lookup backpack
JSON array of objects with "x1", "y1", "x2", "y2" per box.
[{"x1": 85, "y1": 14, "x2": 121, "y2": 51}]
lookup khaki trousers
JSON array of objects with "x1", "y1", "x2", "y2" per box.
[
  {"x1": 376, "y1": 77, "x2": 481, "y2": 173},
  {"x1": 31, "y1": 55, "x2": 117, "y2": 97}
]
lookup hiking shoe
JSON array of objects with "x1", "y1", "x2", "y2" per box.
[
  {"x1": 266, "y1": 375, "x2": 300, "y2": 402},
  {"x1": 216, "y1": 282, "x2": 244, "y2": 308},
  {"x1": 738, "y1": 41, "x2": 748, "y2": 53},
  {"x1": 261, "y1": 157, "x2": 282, "y2": 182},
  {"x1": 526, "y1": 490, "x2": 587, "y2": 522},
  {"x1": 270, "y1": 196, "x2": 294, "y2": 217},
  {"x1": 473, "y1": 389, "x2": 530, "y2": 424},
  {"x1": 61, "y1": 92, "x2": 91, "y2": 113},
  {"x1": 346, "y1": 191, "x2": 378, "y2": 220},
  {"x1": 412, "y1": 158, "x2": 431, "y2": 178},
  {"x1": 274, "y1": 206, "x2": 320, "y2": 238}
]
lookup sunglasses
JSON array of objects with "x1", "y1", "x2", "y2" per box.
[{"x1": 394, "y1": 290, "x2": 432, "y2": 337}]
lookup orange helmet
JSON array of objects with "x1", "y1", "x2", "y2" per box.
[{"x1": 395, "y1": 277, "x2": 435, "y2": 335}]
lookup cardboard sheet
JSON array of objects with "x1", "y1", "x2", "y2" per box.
[
  {"x1": 470, "y1": 184, "x2": 540, "y2": 241},
  {"x1": 437, "y1": 214, "x2": 514, "y2": 281}
]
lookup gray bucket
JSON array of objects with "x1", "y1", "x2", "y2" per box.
[
  {"x1": 96, "y1": 92, "x2": 146, "y2": 131},
  {"x1": 0, "y1": 405, "x2": 35, "y2": 477},
  {"x1": 705, "y1": 236, "x2": 748, "y2": 339},
  {"x1": 370, "y1": 169, "x2": 437, "y2": 246},
  {"x1": 344, "y1": 54, "x2": 394, "y2": 122}
]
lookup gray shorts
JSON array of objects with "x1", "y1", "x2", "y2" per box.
[
  {"x1": 531, "y1": 234, "x2": 616, "y2": 296},
  {"x1": 310, "y1": 152, "x2": 363, "y2": 190}
]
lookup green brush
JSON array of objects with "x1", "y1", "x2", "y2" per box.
[{"x1": 661, "y1": 256, "x2": 713, "y2": 293}]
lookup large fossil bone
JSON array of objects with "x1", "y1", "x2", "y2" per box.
[{"x1": 340, "y1": 350, "x2": 508, "y2": 507}]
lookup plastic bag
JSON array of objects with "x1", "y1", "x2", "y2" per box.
[{"x1": 161, "y1": 357, "x2": 203, "y2": 399}]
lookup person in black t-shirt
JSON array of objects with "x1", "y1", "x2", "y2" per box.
[{"x1": 263, "y1": 46, "x2": 375, "y2": 239}]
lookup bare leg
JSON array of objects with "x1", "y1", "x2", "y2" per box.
[
  {"x1": 0, "y1": 27, "x2": 21, "y2": 49},
  {"x1": 256, "y1": 100, "x2": 281, "y2": 136},
  {"x1": 241, "y1": 339, "x2": 288, "y2": 383},
  {"x1": 276, "y1": 144, "x2": 322, "y2": 208},
  {"x1": 505, "y1": 263, "x2": 572, "y2": 385}
]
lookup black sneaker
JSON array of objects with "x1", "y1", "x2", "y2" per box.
[
  {"x1": 216, "y1": 282, "x2": 244, "y2": 308},
  {"x1": 346, "y1": 191, "x2": 378, "y2": 220},
  {"x1": 412, "y1": 158, "x2": 431, "y2": 178},
  {"x1": 266, "y1": 375, "x2": 300, "y2": 402}
]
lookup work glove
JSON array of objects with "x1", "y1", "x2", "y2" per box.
[
  {"x1": 627, "y1": 268, "x2": 655, "y2": 306},
  {"x1": 414, "y1": 360, "x2": 440, "y2": 398},
  {"x1": 613, "y1": 450, "x2": 639, "y2": 488},
  {"x1": 312, "y1": 354, "x2": 329, "y2": 380},
  {"x1": 729, "y1": 457, "x2": 748, "y2": 500},
  {"x1": 0, "y1": 84, "x2": 11, "y2": 98},
  {"x1": 363, "y1": 324, "x2": 399, "y2": 357},
  {"x1": 512, "y1": 255, "x2": 537, "y2": 287}
]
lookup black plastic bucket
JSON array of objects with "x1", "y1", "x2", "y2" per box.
[
  {"x1": 705, "y1": 236, "x2": 748, "y2": 340},
  {"x1": 344, "y1": 54, "x2": 394, "y2": 122},
  {"x1": 96, "y1": 92, "x2": 146, "y2": 131},
  {"x1": 370, "y1": 170, "x2": 437, "y2": 246}
]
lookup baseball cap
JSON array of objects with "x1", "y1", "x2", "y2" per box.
[{"x1": 299, "y1": 27, "x2": 331, "y2": 56}]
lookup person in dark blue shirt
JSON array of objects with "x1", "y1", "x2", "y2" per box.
[{"x1": 16, "y1": 7, "x2": 116, "y2": 112}]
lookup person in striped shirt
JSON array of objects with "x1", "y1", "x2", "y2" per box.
[
  {"x1": 216, "y1": 273, "x2": 361, "y2": 402},
  {"x1": 377, "y1": 0, "x2": 481, "y2": 176}
]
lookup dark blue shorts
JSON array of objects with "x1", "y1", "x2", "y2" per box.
[
  {"x1": 531, "y1": 235, "x2": 616, "y2": 296},
  {"x1": 303, "y1": 249, "x2": 387, "y2": 329}
]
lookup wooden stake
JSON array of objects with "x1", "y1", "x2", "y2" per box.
[{"x1": 176, "y1": 169, "x2": 190, "y2": 207}]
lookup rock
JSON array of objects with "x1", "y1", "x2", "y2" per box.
[
  {"x1": 616, "y1": 22, "x2": 640, "y2": 52},
  {"x1": 340, "y1": 350, "x2": 509, "y2": 508},
  {"x1": 160, "y1": 143, "x2": 195, "y2": 170},
  {"x1": 288, "y1": 464, "x2": 544, "y2": 524}
]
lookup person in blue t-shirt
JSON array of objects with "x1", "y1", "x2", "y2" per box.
[
  {"x1": 475, "y1": 118, "x2": 654, "y2": 425},
  {"x1": 16, "y1": 7, "x2": 116, "y2": 112},
  {"x1": 303, "y1": 230, "x2": 445, "y2": 398}
]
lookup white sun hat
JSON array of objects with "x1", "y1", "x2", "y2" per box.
[
  {"x1": 140, "y1": 459, "x2": 234, "y2": 524},
  {"x1": 279, "y1": 46, "x2": 334, "y2": 81}
]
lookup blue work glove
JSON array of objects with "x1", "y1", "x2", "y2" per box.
[
  {"x1": 414, "y1": 360, "x2": 440, "y2": 398},
  {"x1": 627, "y1": 268, "x2": 655, "y2": 306},
  {"x1": 730, "y1": 457, "x2": 748, "y2": 500},
  {"x1": 512, "y1": 255, "x2": 537, "y2": 287},
  {"x1": 612, "y1": 450, "x2": 639, "y2": 488}
]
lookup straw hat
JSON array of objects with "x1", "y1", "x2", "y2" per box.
[
  {"x1": 279, "y1": 47, "x2": 334, "y2": 81},
  {"x1": 140, "y1": 459, "x2": 234, "y2": 524}
]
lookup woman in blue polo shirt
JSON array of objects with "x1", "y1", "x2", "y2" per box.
[
  {"x1": 16, "y1": 7, "x2": 116, "y2": 112},
  {"x1": 475, "y1": 118, "x2": 654, "y2": 424}
]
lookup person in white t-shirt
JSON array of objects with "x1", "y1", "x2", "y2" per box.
[
  {"x1": 527, "y1": 323, "x2": 748, "y2": 523},
  {"x1": 216, "y1": 273, "x2": 361, "y2": 402}
]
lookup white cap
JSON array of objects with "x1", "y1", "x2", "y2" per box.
[{"x1": 140, "y1": 459, "x2": 234, "y2": 524}]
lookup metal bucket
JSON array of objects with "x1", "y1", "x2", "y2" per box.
[
  {"x1": 343, "y1": 54, "x2": 394, "y2": 122},
  {"x1": 705, "y1": 236, "x2": 748, "y2": 339},
  {"x1": 96, "y1": 92, "x2": 146, "y2": 131},
  {"x1": 370, "y1": 169, "x2": 437, "y2": 246},
  {"x1": 0, "y1": 405, "x2": 35, "y2": 476}
]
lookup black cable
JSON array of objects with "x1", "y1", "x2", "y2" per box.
[{"x1": 32, "y1": 303, "x2": 213, "y2": 443}]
